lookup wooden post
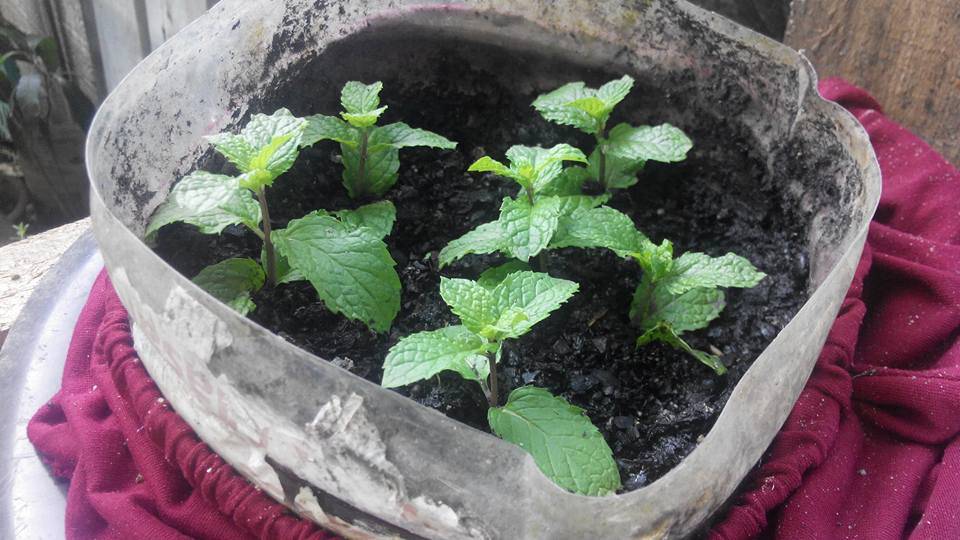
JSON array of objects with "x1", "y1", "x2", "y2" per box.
[{"x1": 786, "y1": 0, "x2": 960, "y2": 164}]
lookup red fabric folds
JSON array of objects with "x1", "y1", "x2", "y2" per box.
[
  {"x1": 711, "y1": 79, "x2": 960, "y2": 539},
  {"x1": 27, "y1": 272, "x2": 335, "y2": 540},
  {"x1": 26, "y1": 79, "x2": 959, "y2": 539}
]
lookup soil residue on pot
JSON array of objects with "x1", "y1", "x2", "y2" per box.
[{"x1": 154, "y1": 51, "x2": 808, "y2": 492}]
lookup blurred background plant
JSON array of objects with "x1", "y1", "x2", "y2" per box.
[{"x1": 0, "y1": 15, "x2": 93, "y2": 246}]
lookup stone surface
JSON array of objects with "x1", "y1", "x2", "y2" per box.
[{"x1": 0, "y1": 218, "x2": 90, "y2": 347}]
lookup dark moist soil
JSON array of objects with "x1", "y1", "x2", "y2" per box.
[{"x1": 154, "y1": 65, "x2": 808, "y2": 492}]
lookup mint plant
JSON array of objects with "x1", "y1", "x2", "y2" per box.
[
  {"x1": 550, "y1": 203, "x2": 765, "y2": 373},
  {"x1": 532, "y1": 75, "x2": 692, "y2": 191},
  {"x1": 146, "y1": 109, "x2": 401, "y2": 332},
  {"x1": 302, "y1": 81, "x2": 456, "y2": 199},
  {"x1": 629, "y1": 241, "x2": 766, "y2": 374},
  {"x1": 438, "y1": 143, "x2": 603, "y2": 267},
  {"x1": 382, "y1": 270, "x2": 620, "y2": 495}
]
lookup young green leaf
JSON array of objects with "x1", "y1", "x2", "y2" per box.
[
  {"x1": 382, "y1": 325, "x2": 492, "y2": 388},
  {"x1": 206, "y1": 109, "x2": 306, "y2": 190},
  {"x1": 488, "y1": 386, "x2": 621, "y2": 496},
  {"x1": 637, "y1": 323, "x2": 727, "y2": 375},
  {"x1": 500, "y1": 196, "x2": 563, "y2": 262},
  {"x1": 272, "y1": 212, "x2": 400, "y2": 332},
  {"x1": 469, "y1": 144, "x2": 586, "y2": 194},
  {"x1": 368, "y1": 122, "x2": 457, "y2": 151},
  {"x1": 539, "y1": 166, "x2": 591, "y2": 197},
  {"x1": 532, "y1": 82, "x2": 600, "y2": 134},
  {"x1": 301, "y1": 114, "x2": 358, "y2": 147},
  {"x1": 633, "y1": 284, "x2": 725, "y2": 334},
  {"x1": 146, "y1": 171, "x2": 261, "y2": 237},
  {"x1": 476, "y1": 260, "x2": 531, "y2": 289},
  {"x1": 604, "y1": 123, "x2": 692, "y2": 164},
  {"x1": 628, "y1": 239, "x2": 675, "y2": 282},
  {"x1": 332, "y1": 200, "x2": 397, "y2": 241},
  {"x1": 532, "y1": 75, "x2": 634, "y2": 136},
  {"x1": 486, "y1": 271, "x2": 578, "y2": 339},
  {"x1": 438, "y1": 221, "x2": 505, "y2": 268},
  {"x1": 340, "y1": 143, "x2": 400, "y2": 199},
  {"x1": 586, "y1": 147, "x2": 645, "y2": 189},
  {"x1": 192, "y1": 258, "x2": 266, "y2": 316},
  {"x1": 340, "y1": 81, "x2": 384, "y2": 115},
  {"x1": 549, "y1": 205, "x2": 649, "y2": 256},
  {"x1": 659, "y1": 252, "x2": 766, "y2": 295},
  {"x1": 439, "y1": 277, "x2": 498, "y2": 336}
]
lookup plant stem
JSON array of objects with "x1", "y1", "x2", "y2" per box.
[
  {"x1": 257, "y1": 187, "x2": 277, "y2": 285},
  {"x1": 355, "y1": 128, "x2": 370, "y2": 197},
  {"x1": 596, "y1": 133, "x2": 608, "y2": 190},
  {"x1": 487, "y1": 352, "x2": 500, "y2": 407}
]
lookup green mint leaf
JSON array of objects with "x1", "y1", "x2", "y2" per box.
[
  {"x1": 302, "y1": 114, "x2": 358, "y2": 146},
  {"x1": 468, "y1": 156, "x2": 522, "y2": 184},
  {"x1": 341, "y1": 143, "x2": 400, "y2": 198},
  {"x1": 207, "y1": 109, "x2": 306, "y2": 189},
  {"x1": 637, "y1": 322, "x2": 727, "y2": 375},
  {"x1": 439, "y1": 221, "x2": 505, "y2": 268},
  {"x1": 476, "y1": 260, "x2": 531, "y2": 289},
  {"x1": 341, "y1": 106, "x2": 387, "y2": 128},
  {"x1": 439, "y1": 277, "x2": 498, "y2": 335},
  {"x1": 549, "y1": 206, "x2": 648, "y2": 256},
  {"x1": 340, "y1": 81, "x2": 383, "y2": 115},
  {"x1": 500, "y1": 196, "x2": 563, "y2": 262},
  {"x1": 488, "y1": 271, "x2": 578, "y2": 339},
  {"x1": 505, "y1": 144, "x2": 587, "y2": 193},
  {"x1": 661, "y1": 252, "x2": 765, "y2": 295},
  {"x1": 567, "y1": 96, "x2": 608, "y2": 119},
  {"x1": 532, "y1": 82, "x2": 600, "y2": 134},
  {"x1": 382, "y1": 325, "x2": 491, "y2": 388},
  {"x1": 539, "y1": 166, "x2": 590, "y2": 197},
  {"x1": 629, "y1": 239, "x2": 675, "y2": 282},
  {"x1": 635, "y1": 284, "x2": 725, "y2": 334},
  {"x1": 192, "y1": 258, "x2": 265, "y2": 316},
  {"x1": 587, "y1": 147, "x2": 645, "y2": 189},
  {"x1": 368, "y1": 122, "x2": 457, "y2": 151},
  {"x1": 146, "y1": 171, "x2": 261, "y2": 237},
  {"x1": 596, "y1": 75, "x2": 634, "y2": 111},
  {"x1": 605, "y1": 123, "x2": 692, "y2": 164},
  {"x1": 332, "y1": 200, "x2": 396, "y2": 240},
  {"x1": 272, "y1": 212, "x2": 400, "y2": 332},
  {"x1": 488, "y1": 386, "x2": 620, "y2": 496}
]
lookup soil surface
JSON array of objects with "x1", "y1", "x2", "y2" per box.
[{"x1": 154, "y1": 63, "x2": 808, "y2": 491}]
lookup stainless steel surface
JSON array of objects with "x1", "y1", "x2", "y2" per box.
[{"x1": 0, "y1": 231, "x2": 102, "y2": 540}]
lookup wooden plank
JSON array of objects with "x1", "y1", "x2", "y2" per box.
[
  {"x1": 145, "y1": 0, "x2": 210, "y2": 51},
  {"x1": 786, "y1": 0, "x2": 960, "y2": 164},
  {"x1": 88, "y1": 0, "x2": 150, "y2": 91}
]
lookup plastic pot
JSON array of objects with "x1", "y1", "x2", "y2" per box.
[{"x1": 87, "y1": 0, "x2": 880, "y2": 538}]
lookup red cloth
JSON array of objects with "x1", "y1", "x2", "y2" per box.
[
  {"x1": 27, "y1": 271, "x2": 335, "y2": 539},
  {"x1": 711, "y1": 79, "x2": 960, "y2": 539},
  {"x1": 26, "y1": 79, "x2": 960, "y2": 539}
]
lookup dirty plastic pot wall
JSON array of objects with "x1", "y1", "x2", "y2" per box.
[{"x1": 87, "y1": 1, "x2": 881, "y2": 538}]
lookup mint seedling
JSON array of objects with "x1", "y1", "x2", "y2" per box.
[
  {"x1": 382, "y1": 270, "x2": 620, "y2": 495},
  {"x1": 438, "y1": 144, "x2": 600, "y2": 266},
  {"x1": 533, "y1": 75, "x2": 692, "y2": 191},
  {"x1": 146, "y1": 109, "x2": 401, "y2": 331},
  {"x1": 628, "y1": 242, "x2": 765, "y2": 373},
  {"x1": 303, "y1": 81, "x2": 456, "y2": 199},
  {"x1": 529, "y1": 199, "x2": 764, "y2": 373}
]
